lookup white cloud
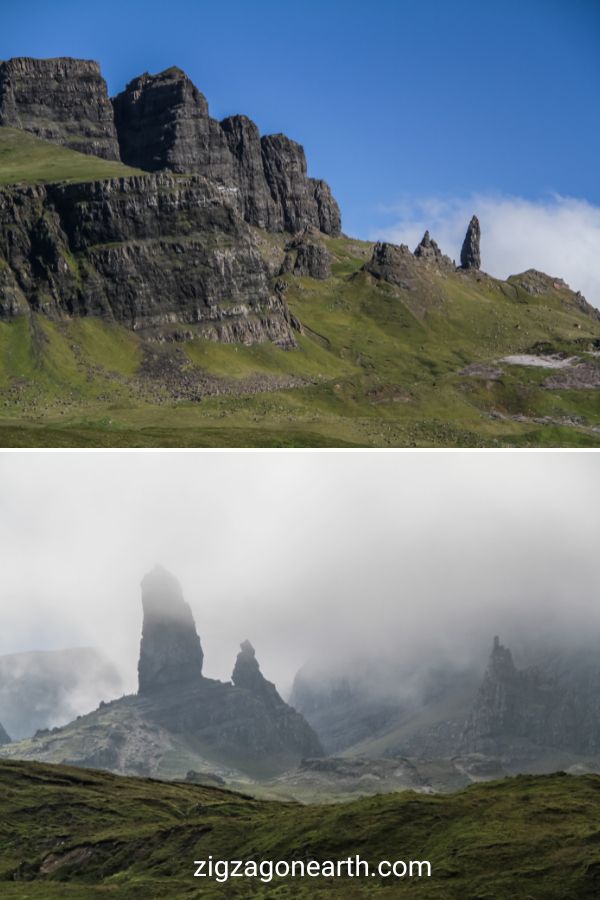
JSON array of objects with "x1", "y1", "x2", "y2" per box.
[{"x1": 371, "y1": 194, "x2": 600, "y2": 308}]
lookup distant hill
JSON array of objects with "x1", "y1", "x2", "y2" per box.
[
  {"x1": 1, "y1": 759, "x2": 600, "y2": 898},
  {"x1": 0, "y1": 646, "x2": 122, "y2": 740}
]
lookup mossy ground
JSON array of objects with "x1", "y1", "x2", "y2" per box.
[{"x1": 1, "y1": 760, "x2": 600, "y2": 898}]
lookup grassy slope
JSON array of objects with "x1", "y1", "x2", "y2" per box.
[
  {"x1": 2, "y1": 760, "x2": 600, "y2": 898},
  {"x1": 1, "y1": 260, "x2": 598, "y2": 447},
  {"x1": 0, "y1": 129, "x2": 599, "y2": 447},
  {"x1": 0, "y1": 126, "x2": 142, "y2": 184}
]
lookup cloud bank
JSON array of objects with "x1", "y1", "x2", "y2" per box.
[
  {"x1": 1, "y1": 453, "x2": 599, "y2": 707},
  {"x1": 371, "y1": 194, "x2": 600, "y2": 308}
]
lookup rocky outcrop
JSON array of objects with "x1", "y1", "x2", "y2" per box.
[
  {"x1": 0, "y1": 175, "x2": 296, "y2": 344},
  {"x1": 112, "y1": 68, "x2": 234, "y2": 183},
  {"x1": 232, "y1": 640, "x2": 286, "y2": 707},
  {"x1": 112, "y1": 65, "x2": 340, "y2": 236},
  {"x1": 280, "y1": 233, "x2": 332, "y2": 279},
  {"x1": 220, "y1": 114, "x2": 278, "y2": 230},
  {"x1": 460, "y1": 215, "x2": 481, "y2": 270},
  {"x1": 363, "y1": 241, "x2": 424, "y2": 291},
  {"x1": 0, "y1": 722, "x2": 10, "y2": 745},
  {"x1": 460, "y1": 637, "x2": 600, "y2": 758},
  {"x1": 0, "y1": 57, "x2": 120, "y2": 160},
  {"x1": 413, "y1": 231, "x2": 454, "y2": 270},
  {"x1": 138, "y1": 566, "x2": 204, "y2": 693}
]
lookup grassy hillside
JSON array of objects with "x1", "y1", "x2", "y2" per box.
[
  {"x1": 0, "y1": 126, "x2": 142, "y2": 184},
  {"x1": 1, "y1": 243, "x2": 599, "y2": 447},
  {"x1": 1, "y1": 760, "x2": 600, "y2": 898},
  {"x1": 0, "y1": 128, "x2": 599, "y2": 447}
]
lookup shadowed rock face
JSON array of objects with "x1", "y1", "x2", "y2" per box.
[
  {"x1": 460, "y1": 637, "x2": 600, "y2": 757},
  {"x1": 0, "y1": 174, "x2": 296, "y2": 344},
  {"x1": 138, "y1": 566, "x2": 204, "y2": 694},
  {"x1": 232, "y1": 640, "x2": 286, "y2": 707},
  {"x1": 0, "y1": 722, "x2": 10, "y2": 745},
  {"x1": 460, "y1": 215, "x2": 481, "y2": 270},
  {"x1": 112, "y1": 68, "x2": 234, "y2": 183},
  {"x1": 112, "y1": 67, "x2": 341, "y2": 236},
  {"x1": 0, "y1": 57, "x2": 120, "y2": 160}
]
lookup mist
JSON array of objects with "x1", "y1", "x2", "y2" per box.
[{"x1": 1, "y1": 452, "x2": 599, "y2": 714}]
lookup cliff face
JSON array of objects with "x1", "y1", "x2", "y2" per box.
[
  {"x1": 0, "y1": 722, "x2": 9, "y2": 745},
  {"x1": 460, "y1": 637, "x2": 600, "y2": 758},
  {"x1": 112, "y1": 66, "x2": 341, "y2": 236},
  {"x1": 0, "y1": 174, "x2": 295, "y2": 343},
  {"x1": 0, "y1": 57, "x2": 120, "y2": 160}
]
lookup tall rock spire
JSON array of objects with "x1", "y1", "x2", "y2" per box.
[
  {"x1": 137, "y1": 565, "x2": 204, "y2": 694},
  {"x1": 460, "y1": 215, "x2": 481, "y2": 269}
]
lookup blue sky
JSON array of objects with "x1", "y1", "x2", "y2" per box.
[{"x1": 2, "y1": 0, "x2": 599, "y2": 299}]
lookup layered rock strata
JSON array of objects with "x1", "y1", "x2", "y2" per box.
[{"x1": 0, "y1": 175, "x2": 296, "y2": 344}]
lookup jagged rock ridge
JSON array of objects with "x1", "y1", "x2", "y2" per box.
[
  {"x1": 112, "y1": 68, "x2": 341, "y2": 236},
  {"x1": 460, "y1": 636, "x2": 600, "y2": 757},
  {"x1": 0, "y1": 568, "x2": 322, "y2": 778}
]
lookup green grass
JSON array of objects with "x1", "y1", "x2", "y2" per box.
[
  {"x1": 2, "y1": 760, "x2": 600, "y2": 897},
  {"x1": 0, "y1": 230, "x2": 599, "y2": 447},
  {"x1": 0, "y1": 127, "x2": 142, "y2": 185}
]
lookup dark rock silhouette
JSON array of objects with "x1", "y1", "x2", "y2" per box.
[
  {"x1": 460, "y1": 215, "x2": 481, "y2": 269},
  {"x1": 460, "y1": 636, "x2": 600, "y2": 757},
  {"x1": 138, "y1": 566, "x2": 204, "y2": 694},
  {"x1": 0, "y1": 57, "x2": 120, "y2": 160},
  {"x1": 232, "y1": 640, "x2": 286, "y2": 707},
  {"x1": 0, "y1": 722, "x2": 10, "y2": 745}
]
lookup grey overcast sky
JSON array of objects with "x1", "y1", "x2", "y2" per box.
[{"x1": 1, "y1": 452, "x2": 598, "y2": 698}]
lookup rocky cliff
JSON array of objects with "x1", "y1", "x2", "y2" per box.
[
  {"x1": 0, "y1": 174, "x2": 296, "y2": 343},
  {"x1": 0, "y1": 56, "x2": 341, "y2": 344},
  {"x1": 0, "y1": 57, "x2": 120, "y2": 160},
  {"x1": 0, "y1": 568, "x2": 323, "y2": 778},
  {"x1": 0, "y1": 722, "x2": 9, "y2": 745},
  {"x1": 460, "y1": 637, "x2": 600, "y2": 759},
  {"x1": 112, "y1": 66, "x2": 341, "y2": 236}
]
